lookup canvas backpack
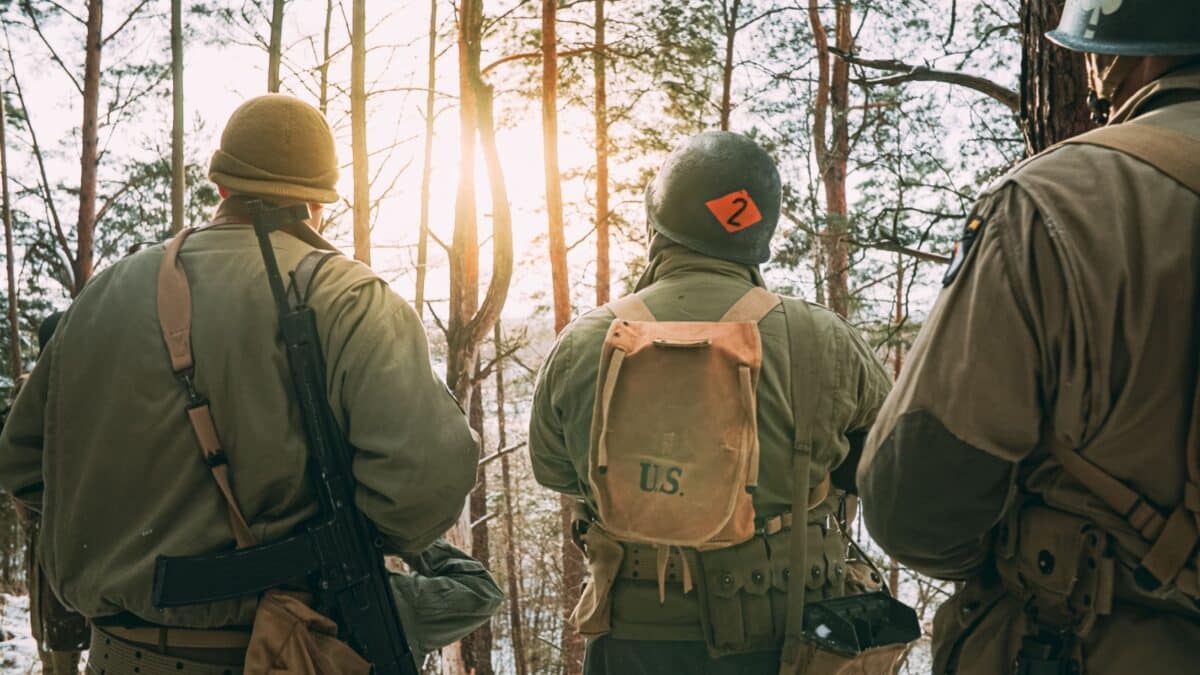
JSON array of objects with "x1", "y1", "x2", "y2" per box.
[{"x1": 586, "y1": 286, "x2": 782, "y2": 590}]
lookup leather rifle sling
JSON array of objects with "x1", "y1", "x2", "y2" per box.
[
  {"x1": 1049, "y1": 122, "x2": 1200, "y2": 593},
  {"x1": 780, "y1": 297, "x2": 821, "y2": 666},
  {"x1": 158, "y1": 227, "x2": 258, "y2": 549}
]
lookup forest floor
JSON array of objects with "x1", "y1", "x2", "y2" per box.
[{"x1": 0, "y1": 593, "x2": 43, "y2": 674}]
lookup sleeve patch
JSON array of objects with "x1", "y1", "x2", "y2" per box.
[{"x1": 942, "y1": 217, "x2": 986, "y2": 287}]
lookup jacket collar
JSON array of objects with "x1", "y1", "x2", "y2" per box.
[
  {"x1": 210, "y1": 198, "x2": 340, "y2": 253},
  {"x1": 634, "y1": 243, "x2": 766, "y2": 292},
  {"x1": 1110, "y1": 63, "x2": 1200, "y2": 125}
]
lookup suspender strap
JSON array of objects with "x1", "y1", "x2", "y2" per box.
[
  {"x1": 780, "y1": 297, "x2": 820, "y2": 666},
  {"x1": 720, "y1": 287, "x2": 781, "y2": 323},
  {"x1": 608, "y1": 294, "x2": 655, "y2": 322},
  {"x1": 158, "y1": 227, "x2": 258, "y2": 550},
  {"x1": 1061, "y1": 123, "x2": 1200, "y2": 196},
  {"x1": 1049, "y1": 438, "x2": 1200, "y2": 594}
]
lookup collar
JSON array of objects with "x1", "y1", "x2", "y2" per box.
[
  {"x1": 1109, "y1": 63, "x2": 1200, "y2": 125},
  {"x1": 209, "y1": 198, "x2": 340, "y2": 253},
  {"x1": 634, "y1": 243, "x2": 766, "y2": 292}
]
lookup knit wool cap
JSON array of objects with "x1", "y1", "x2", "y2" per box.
[{"x1": 209, "y1": 94, "x2": 339, "y2": 204}]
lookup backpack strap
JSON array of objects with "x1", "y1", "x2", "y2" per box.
[
  {"x1": 720, "y1": 287, "x2": 781, "y2": 323},
  {"x1": 1060, "y1": 123, "x2": 1200, "y2": 196},
  {"x1": 779, "y1": 297, "x2": 821, "y2": 667},
  {"x1": 158, "y1": 227, "x2": 258, "y2": 549},
  {"x1": 608, "y1": 294, "x2": 655, "y2": 322}
]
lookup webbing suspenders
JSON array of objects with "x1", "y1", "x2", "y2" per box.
[
  {"x1": 1049, "y1": 123, "x2": 1200, "y2": 595},
  {"x1": 159, "y1": 227, "x2": 258, "y2": 549},
  {"x1": 156, "y1": 229, "x2": 333, "y2": 551},
  {"x1": 1060, "y1": 123, "x2": 1200, "y2": 196},
  {"x1": 780, "y1": 297, "x2": 820, "y2": 667}
]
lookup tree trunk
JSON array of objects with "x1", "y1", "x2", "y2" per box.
[
  {"x1": 415, "y1": 0, "x2": 438, "y2": 318},
  {"x1": 74, "y1": 0, "x2": 102, "y2": 296},
  {"x1": 350, "y1": 0, "x2": 370, "y2": 265},
  {"x1": 462, "y1": 375, "x2": 495, "y2": 675},
  {"x1": 1, "y1": 78, "x2": 19, "y2": 380},
  {"x1": 170, "y1": 0, "x2": 185, "y2": 235},
  {"x1": 719, "y1": 0, "x2": 741, "y2": 130},
  {"x1": 543, "y1": 3, "x2": 584, "y2": 673},
  {"x1": 495, "y1": 323, "x2": 529, "y2": 675},
  {"x1": 1020, "y1": 0, "x2": 1095, "y2": 154},
  {"x1": 444, "y1": 3, "x2": 515, "y2": 665},
  {"x1": 593, "y1": 0, "x2": 609, "y2": 306},
  {"x1": 268, "y1": 0, "x2": 284, "y2": 92},
  {"x1": 318, "y1": 0, "x2": 333, "y2": 115},
  {"x1": 807, "y1": 0, "x2": 852, "y2": 317}
]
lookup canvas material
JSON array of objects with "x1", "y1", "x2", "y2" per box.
[
  {"x1": 243, "y1": 591, "x2": 370, "y2": 675},
  {"x1": 586, "y1": 289, "x2": 775, "y2": 551}
]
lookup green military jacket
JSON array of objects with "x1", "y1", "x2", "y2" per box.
[
  {"x1": 0, "y1": 199, "x2": 479, "y2": 628},
  {"x1": 858, "y1": 66, "x2": 1200, "y2": 674},
  {"x1": 390, "y1": 539, "x2": 504, "y2": 664},
  {"x1": 530, "y1": 244, "x2": 890, "y2": 637}
]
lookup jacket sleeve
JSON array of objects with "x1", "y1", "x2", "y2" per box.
[
  {"x1": 829, "y1": 315, "x2": 892, "y2": 493},
  {"x1": 389, "y1": 539, "x2": 503, "y2": 663},
  {"x1": 0, "y1": 347, "x2": 52, "y2": 512},
  {"x1": 528, "y1": 331, "x2": 582, "y2": 495},
  {"x1": 322, "y1": 278, "x2": 479, "y2": 555},
  {"x1": 857, "y1": 185, "x2": 1054, "y2": 580}
]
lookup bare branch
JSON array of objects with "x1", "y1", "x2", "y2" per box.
[
  {"x1": 21, "y1": 3, "x2": 83, "y2": 94},
  {"x1": 478, "y1": 442, "x2": 527, "y2": 467},
  {"x1": 833, "y1": 48, "x2": 1019, "y2": 112},
  {"x1": 481, "y1": 45, "x2": 595, "y2": 76},
  {"x1": 103, "y1": 0, "x2": 152, "y2": 45}
]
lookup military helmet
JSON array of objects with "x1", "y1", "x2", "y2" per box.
[
  {"x1": 1047, "y1": 0, "x2": 1200, "y2": 56},
  {"x1": 645, "y1": 131, "x2": 781, "y2": 266},
  {"x1": 209, "y1": 94, "x2": 340, "y2": 204}
]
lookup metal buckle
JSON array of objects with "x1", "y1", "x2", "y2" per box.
[{"x1": 177, "y1": 369, "x2": 207, "y2": 408}]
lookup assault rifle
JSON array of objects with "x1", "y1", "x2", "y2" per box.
[{"x1": 151, "y1": 203, "x2": 419, "y2": 675}]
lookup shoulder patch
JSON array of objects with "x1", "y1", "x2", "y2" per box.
[{"x1": 942, "y1": 217, "x2": 986, "y2": 287}]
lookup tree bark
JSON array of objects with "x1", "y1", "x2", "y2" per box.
[
  {"x1": 1020, "y1": 0, "x2": 1095, "y2": 154},
  {"x1": 74, "y1": 0, "x2": 103, "y2": 296},
  {"x1": 1, "y1": 78, "x2": 19, "y2": 380},
  {"x1": 543, "y1": 3, "x2": 584, "y2": 673},
  {"x1": 719, "y1": 0, "x2": 741, "y2": 130},
  {"x1": 415, "y1": 0, "x2": 438, "y2": 318},
  {"x1": 495, "y1": 323, "x2": 529, "y2": 675},
  {"x1": 170, "y1": 0, "x2": 185, "y2": 235},
  {"x1": 462, "y1": 374, "x2": 495, "y2": 675},
  {"x1": 807, "y1": 0, "x2": 853, "y2": 317},
  {"x1": 267, "y1": 0, "x2": 284, "y2": 92},
  {"x1": 593, "y1": 0, "x2": 609, "y2": 306},
  {"x1": 350, "y1": 0, "x2": 370, "y2": 265}
]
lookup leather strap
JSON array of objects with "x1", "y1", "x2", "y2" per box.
[
  {"x1": 780, "y1": 297, "x2": 820, "y2": 666},
  {"x1": 158, "y1": 228, "x2": 258, "y2": 550},
  {"x1": 101, "y1": 625, "x2": 252, "y2": 650},
  {"x1": 719, "y1": 287, "x2": 781, "y2": 323},
  {"x1": 1061, "y1": 123, "x2": 1200, "y2": 196},
  {"x1": 608, "y1": 294, "x2": 655, "y2": 322}
]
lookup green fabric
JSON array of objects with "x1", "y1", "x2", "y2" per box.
[
  {"x1": 528, "y1": 244, "x2": 891, "y2": 637},
  {"x1": 0, "y1": 200, "x2": 479, "y2": 627},
  {"x1": 391, "y1": 540, "x2": 504, "y2": 664}
]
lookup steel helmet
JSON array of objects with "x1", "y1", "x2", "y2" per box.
[
  {"x1": 1047, "y1": 0, "x2": 1200, "y2": 56},
  {"x1": 645, "y1": 131, "x2": 781, "y2": 266}
]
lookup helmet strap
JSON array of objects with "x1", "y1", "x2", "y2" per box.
[{"x1": 1085, "y1": 54, "x2": 1139, "y2": 124}]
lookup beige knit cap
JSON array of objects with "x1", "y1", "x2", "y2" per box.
[{"x1": 209, "y1": 94, "x2": 339, "y2": 203}]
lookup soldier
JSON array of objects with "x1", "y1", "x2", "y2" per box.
[
  {"x1": 529, "y1": 131, "x2": 894, "y2": 674},
  {"x1": 857, "y1": 3, "x2": 1200, "y2": 674},
  {"x1": 0, "y1": 94, "x2": 489, "y2": 673},
  {"x1": 19, "y1": 312, "x2": 89, "y2": 675}
]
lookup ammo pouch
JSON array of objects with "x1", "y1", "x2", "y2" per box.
[
  {"x1": 244, "y1": 590, "x2": 370, "y2": 675},
  {"x1": 994, "y1": 504, "x2": 1116, "y2": 636},
  {"x1": 694, "y1": 520, "x2": 850, "y2": 656}
]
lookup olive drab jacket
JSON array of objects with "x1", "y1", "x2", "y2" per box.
[
  {"x1": 0, "y1": 199, "x2": 480, "y2": 628},
  {"x1": 858, "y1": 65, "x2": 1200, "y2": 674},
  {"x1": 530, "y1": 243, "x2": 891, "y2": 642}
]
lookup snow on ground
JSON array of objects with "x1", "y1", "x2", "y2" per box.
[{"x1": 0, "y1": 593, "x2": 41, "y2": 674}]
